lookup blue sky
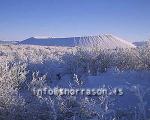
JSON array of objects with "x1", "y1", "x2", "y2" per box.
[{"x1": 0, "y1": 0, "x2": 150, "y2": 42}]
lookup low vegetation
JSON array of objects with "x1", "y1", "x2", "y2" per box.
[{"x1": 0, "y1": 44, "x2": 150, "y2": 120}]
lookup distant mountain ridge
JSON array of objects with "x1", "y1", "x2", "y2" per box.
[
  {"x1": 133, "y1": 41, "x2": 146, "y2": 47},
  {"x1": 0, "y1": 40, "x2": 18, "y2": 45},
  {"x1": 19, "y1": 34, "x2": 136, "y2": 49}
]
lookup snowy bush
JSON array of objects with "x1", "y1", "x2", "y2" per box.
[{"x1": 0, "y1": 44, "x2": 150, "y2": 120}]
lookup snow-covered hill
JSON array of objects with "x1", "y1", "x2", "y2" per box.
[
  {"x1": 19, "y1": 36, "x2": 77, "y2": 47},
  {"x1": 19, "y1": 34, "x2": 136, "y2": 49}
]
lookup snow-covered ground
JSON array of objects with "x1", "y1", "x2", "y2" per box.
[{"x1": 0, "y1": 44, "x2": 150, "y2": 120}]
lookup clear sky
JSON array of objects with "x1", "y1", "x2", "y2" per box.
[{"x1": 0, "y1": 0, "x2": 150, "y2": 42}]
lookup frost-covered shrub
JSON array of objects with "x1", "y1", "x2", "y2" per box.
[
  {"x1": 0, "y1": 60, "x2": 27, "y2": 105},
  {"x1": 138, "y1": 46, "x2": 150, "y2": 70},
  {"x1": 0, "y1": 44, "x2": 150, "y2": 120},
  {"x1": 112, "y1": 48, "x2": 144, "y2": 71},
  {"x1": 62, "y1": 47, "x2": 144, "y2": 76},
  {"x1": 68, "y1": 47, "x2": 150, "y2": 74},
  {"x1": 0, "y1": 60, "x2": 28, "y2": 120}
]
